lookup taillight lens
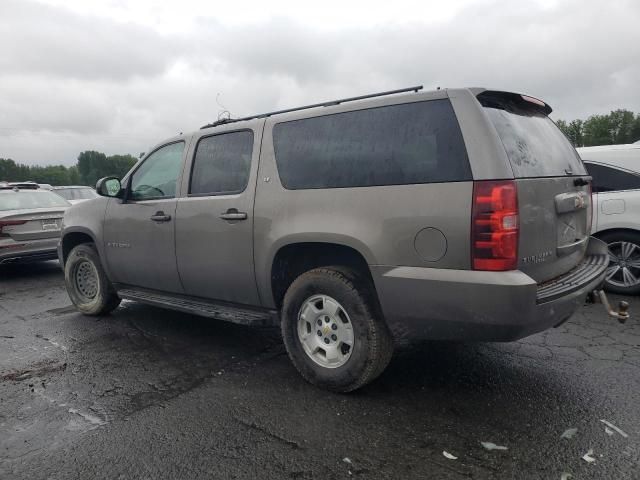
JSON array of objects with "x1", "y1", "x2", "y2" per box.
[
  {"x1": 0, "y1": 220, "x2": 27, "y2": 237},
  {"x1": 471, "y1": 180, "x2": 519, "y2": 271}
]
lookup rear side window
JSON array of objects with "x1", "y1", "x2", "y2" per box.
[
  {"x1": 585, "y1": 162, "x2": 640, "y2": 192},
  {"x1": 479, "y1": 93, "x2": 586, "y2": 178},
  {"x1": 190, "y1": 131, "x2": 254, "y2": 195},
  {"x1": 273, "y1": 99, "x2": 471, "y2": 189}
]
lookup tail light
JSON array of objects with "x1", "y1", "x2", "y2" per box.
[
  {"x1": 471, "y1": 180, "x2": 519, "y2": 271},
  {"x1": 0, "y1": 219, "x2": 27, "y2": 238}
]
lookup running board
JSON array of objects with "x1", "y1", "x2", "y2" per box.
[{"x1": 116, "y1": 287, "x2": 278, "y2": 327}]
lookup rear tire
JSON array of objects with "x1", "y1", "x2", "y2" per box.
[
  {"x1": 281, "y1": 266, "x2": 394, "y2": 392},
  {"x1": 597, "y1": 230, "x2": 640, "y2": 295},
  {"x1": 64, "y1": 243, "x2": 121, "y2": 315}
]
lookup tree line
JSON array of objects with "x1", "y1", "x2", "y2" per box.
[
  {"x1": 0, "y1": 151, "x2": 137, "y2": 187},
  {"x1": 555, "y1": 109, "x2": 640, "y2": 147}
]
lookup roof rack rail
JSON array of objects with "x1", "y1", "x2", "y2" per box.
[{"x1": 200, "y1": 85, "x2": 423, "y2": 129}]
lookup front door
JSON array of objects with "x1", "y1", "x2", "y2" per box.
[
  {"x1": 175, "y1": 124, "x2": 262, "y2": 306},
  {"x1": 104, "y1": 141, "x2": 187, "y2": 293}
]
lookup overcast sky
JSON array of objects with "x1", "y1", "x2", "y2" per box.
[{"x1": 1, "y1": 0, "x2": 639, "y2": 166}]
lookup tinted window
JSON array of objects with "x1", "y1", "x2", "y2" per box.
[
  {"x1": 0, "y1": 191, "x2": 70, "y2": 211},
  {"x1": 130, "y1": 142, "x2": 184, "y2": 200},
  {"x1": 481, "y1": 99, "x2": 586, "y2": 178},
  {"x1": 273, "y1": 100, "x2": 471, "y2": 189},
  {"x1": 190, "y1": 131, "x2": 254, "y2": 195},
  {"x1": 585, "y1": 162, "x2": 640, "y2": 192}
]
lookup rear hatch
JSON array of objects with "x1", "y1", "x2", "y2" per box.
[{"x1": 478, "y1": 91, "x2": 591, "y2": 283}]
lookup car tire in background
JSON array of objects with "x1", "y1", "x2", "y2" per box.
[
  {"x1": 597, "y1": 230, "x2": 640, "y2": 295},
  {"x1": 281, "y1": 266, "x2": 394, "y2": 392},
  {"x1": 64, "y1": 243, "x2": 121, "y2": 315}
]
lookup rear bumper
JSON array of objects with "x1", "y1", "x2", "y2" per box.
[
  {"x1": 0, "y1": 238, "x2": 59, "y2": 264},
  {"x1": 372, "y1": 237, "x2": 609, "y2": 343}
]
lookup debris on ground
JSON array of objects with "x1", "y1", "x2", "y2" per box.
[
  {"x1": 442, "y1": 451, "x2": 458, "y2": 460},
  {"x1": 481, "y1": 442, "x2": 508, "y2": 451},
  {"x1": 342, "y1": 457, "x2": 352, "y2": 464},
  {"x1": 560, "y1": 473, "x2": 573, "y2": 480},
  {"x1": 600, "y1": 419, "x2": 629, "y2": 438},
  {"x1": 560, "y1": 428, "x2": 578, "y2": 439},
  {"x1": 582, "y1": 449, "x2": 596, "y2": 464}
]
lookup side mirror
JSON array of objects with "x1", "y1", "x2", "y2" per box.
[{"x1": 96, "y1": 177, "x2": 122, "y2": 197}]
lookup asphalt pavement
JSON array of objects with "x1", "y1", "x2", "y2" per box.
[{"x1": 1, "y1": 261, "x2": 639, "y2": 479}]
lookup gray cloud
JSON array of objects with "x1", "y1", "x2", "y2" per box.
[
  {"x1": 0, "y1": 0, "x2": 180, "y2": 81},
  {"x1": 1, "y1": 0, "x2": 639, "y2": 165}
]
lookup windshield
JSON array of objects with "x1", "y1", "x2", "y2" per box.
[
  {"x1": 480, "y1": 95, "x2": 586, "y2": 178},
  {"x1": 0, "y1": 190, "x2": 70, "y2": 211},
  {"x1": 54, "y1": 187, "x2": 99, "y2": 200}
]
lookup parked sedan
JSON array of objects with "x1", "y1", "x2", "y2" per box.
[
  {"x1": 51, "y1": 186, "x2": 99, "y2": 204},
  {"x1": 578, "y1": 144, "x2": 640, "y2": 294},
  {"x1": 0, "y1": 184, "x2": 70, "y2": 264}
]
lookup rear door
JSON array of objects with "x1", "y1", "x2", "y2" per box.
[
  {"x1": 478, "y1": 91, "x2": 591, "y2": 282},
  {"x1": 175, "y1": 121, "x2": 263, "y2": 306}
]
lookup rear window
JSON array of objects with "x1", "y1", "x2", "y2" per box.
[
  {"x1": 273, "y1": 99, "x2": 471, "y2": 189},
  {"x1": 55, "y1": 188, "x2": 98, "y2": 200},
  {"x1": 480, "y1": 93, "x2": 586, "y2": 178},
  {"x1": 0, "y1": 191, "x2": 70, "y2": 211}
]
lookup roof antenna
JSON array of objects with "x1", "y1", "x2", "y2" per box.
[{"x1": 216, "y1": 93, "x2": 232, "y2": 124}]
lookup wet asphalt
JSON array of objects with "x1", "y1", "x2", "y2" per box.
[{"x1": 0, "y1": 261, "x2": 639, "y2": 480}]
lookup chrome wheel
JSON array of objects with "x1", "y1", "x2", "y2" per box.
[
  {"x1": 297, "y1": 294, "x2": 354, "y2": 369},
  {"x1": 605, "y1": 241, "x2": 640, "y2": 288},
  {"x1": 73, "y1": 260, "x2": 99, "y2": 301}
]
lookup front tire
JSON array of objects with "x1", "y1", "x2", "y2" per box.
[
  {"x1": 64, "y1": 243, "x2": 121, "y2": 315},
  {"x1": 281, "y1": 267, "x2": 393, "y2": 392},
  {"x1": 598, "y1": 231, "x2": 640, "y2": 295}
]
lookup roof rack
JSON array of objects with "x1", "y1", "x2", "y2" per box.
[{"x1": 200, "y1": 85, "x2": 424, "y2": 129}]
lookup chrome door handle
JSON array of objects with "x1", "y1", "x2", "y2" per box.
[
  {"x1": 150, "y1": 212, "x2": 171, "y2": 222},
  {"x1": 220, "y1": 208, "x2": 247, "y2": 221}
]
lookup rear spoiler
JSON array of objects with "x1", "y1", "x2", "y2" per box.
[{"x1": 476, "y1": 90, "x2": 552, "y2": 116}]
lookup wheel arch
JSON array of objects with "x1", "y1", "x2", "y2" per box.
[
  {"x1": 593, "y1": 227, "x2": 640, "y2": 240},
  {"x1": 269, "y1": 241, "x2": 377, "y2": 310},
  {"x1": 60, "y1": 228, "x2": 98, "y2": 266}
]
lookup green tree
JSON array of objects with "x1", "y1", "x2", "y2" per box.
[
  {"x1": 77, "y1": 150, "x2": 108, "y2": 186},
  {"x1": 609, "y1": 109, "x2": 637, "y2": 144},
  {"x1": 582, "y1": 114, "x2": 613, "y2": 146},
  {"x1": 567, "y1": 119, "x2": 584, "y2": 147},
  {"x1": 77, "y1": 151, "x2": 136, "y2": 186}
]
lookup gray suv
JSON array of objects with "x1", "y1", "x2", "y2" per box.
[{"x1": 59, "y1": 87, "x2": 609, "y2": 392}]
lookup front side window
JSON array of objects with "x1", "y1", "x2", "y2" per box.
[
  {"x1": 130, "y1": 142, "x2": 185, "y2": 201},
  {"x1": 273, "y1": 99, "x2": 471, "y2": 189},
  {"x1": 585, "y1": 162, "x2": 640, "y2": 192},
  {"x1": 190, "y1": 131, "x2": 254, "y2": 195}
]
